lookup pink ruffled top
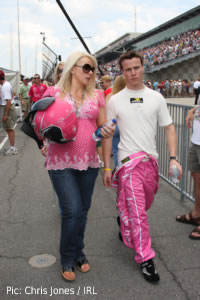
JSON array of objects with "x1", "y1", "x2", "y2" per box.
[{"x1": 44, "y1": 88, "x2": 105, "y2": 171}]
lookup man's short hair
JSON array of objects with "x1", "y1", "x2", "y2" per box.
[
  {"x1": 101, "y1": 75, "x2": 112, "y2": 82},
  {"x1": 0, "y1": 69, "x2": 5, "y2": 80},
  {"x1": 119, "y1": 51, "x2": 143, "y2": 70}
]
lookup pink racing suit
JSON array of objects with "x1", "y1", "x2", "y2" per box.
[{"x1": 112, "y1": 151, "x2": 159, "y2": 263}]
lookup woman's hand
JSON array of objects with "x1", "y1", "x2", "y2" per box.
[
  {"x1": 40, "y1": 142, "x2": 48, "y2": 157},
  {"x1": 103, "y1": 169, "x2": 112, "y2": 188}
]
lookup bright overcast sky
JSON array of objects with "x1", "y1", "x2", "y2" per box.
[{"x1": 0, "y1": 0, "x2": 199, "y2": 77}]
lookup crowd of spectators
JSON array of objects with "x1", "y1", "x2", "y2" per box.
[
  {"x1": 97, "y1": 28, "x2": 200, "y2": 98},
  {"x1": 140, "y1": 28, "x2": 200, "y2": 68},
  {"x1": 96, "y1": 76, "x2": 195, "y2": 98},
  {"x1": 145, "y1": 79, "x2": 194, "y2": 97},
  {"x1": 100, "y1": 27, "x2": 200, "y2": 75}
]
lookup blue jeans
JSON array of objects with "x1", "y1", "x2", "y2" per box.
[
  {"x1": 48, "y1": 167, "x2": 99, "y2": 268},
  {"x1": 112, "y1": 126, "x2": 120, "y2": 167}
]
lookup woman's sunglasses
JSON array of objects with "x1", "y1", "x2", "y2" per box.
[{"x1": 75, "y1": 64, "x2": 95, "y2": 73}]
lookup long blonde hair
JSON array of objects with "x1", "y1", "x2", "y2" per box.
[
  {"x1": 57, "y1": 52, "x2": 97, "y2": 98},
  {"x1": 112, "y1": 75, "x2": 126, "y2": 95},
  {"x1": 105, "y1": 75, "x2": 126, "y2": 105}
]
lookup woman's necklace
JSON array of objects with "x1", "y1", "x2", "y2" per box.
[{"x1": 69, "y1": 91, "x2": 85, "y2": 117}]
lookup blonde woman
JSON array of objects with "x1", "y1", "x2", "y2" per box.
[
  {"x1": 42, "y1": 52, "x2": 114, "y2": 281},
  {"x1": 106, "y1": 75, "x2": 126, "y2": 166}
]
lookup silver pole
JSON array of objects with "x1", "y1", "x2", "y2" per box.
[
  {"x1": 135, "y1": 6, "x2": 137, "y2": 32},
  {"x1": 10, "y1": 23, "x2": 13, "y2": 70},
  {"x1": 35, "y1": 44, "x2": 38, "y2": 74},
  {"x1": 17, "y1": 0, "x2": 21, "y2": 75}
]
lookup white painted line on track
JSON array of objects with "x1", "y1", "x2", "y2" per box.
[
  {"x1": 0, "y1": 123, "x2": 17, "y2": 150},
  {"x1": 0, "y1": 135, "x2": 8, "y2": 150}
]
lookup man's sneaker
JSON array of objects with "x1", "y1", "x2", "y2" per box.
[
  {"x1": 140, "y1": 259, "x2": 160, "y2": 283},
  {"x1": 4, "y1": 147, "x2": 18, "y2": 156},
  {"x1": 117, "y1": 216, "x2": 123, "y2": 242}
]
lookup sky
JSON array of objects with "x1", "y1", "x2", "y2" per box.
[{"x1": 0, "y1": 0, "x2": 199, "y2": 77}]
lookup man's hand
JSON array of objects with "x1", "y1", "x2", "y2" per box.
[
  {"x1": 169, "y1": 160, "x2": 182, "y2": 180},
  {"x1": 2, "y1": 114, "x2": 8, "y2": 122},
  {"x1": 103, "y1": 170, "x2": 112, "y2": 188},
  {"x1": 185, "y1": 108, "x2": 195, "y2": 128}
]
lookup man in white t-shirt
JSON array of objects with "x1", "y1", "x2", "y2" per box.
[
  {"x1": 0, "y1": 70, "x2": 18, "y2": 155},
  {"x1": 103, "y1": 51, "x2": 182, "y2": 283},
  {"x1": 193, "y1": 78, "x2": 200, "y2": 105}
]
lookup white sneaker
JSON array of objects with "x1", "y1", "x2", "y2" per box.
[{"x1": 4, "y1": 147, "x2": 18, "y2": 156}]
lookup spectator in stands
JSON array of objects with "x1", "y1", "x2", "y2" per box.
[
  {"x1": 189, "y1": 79, "x2": 194, "y2": 96},
  {"x1": 153, "y1": 80, "x2": 159, "y2": 91},
  {"x1": 176, "y1": 99, "x2": 200, "y2": 239},
  {"x1": 182, "y1": 80, "x2": 188, "y2": 97},
  {"x1": 158, "y1": 80, "x2": 165, "y2": 95},
  {"x1": 146, "y1": 81, "x2": 152, "y2": 89},
  {"x1": 19, "y1": 77, "x2": 30, "y2": 118},
  {"x1": 165, "y1": 80, "x2": 169, "y2": 97},
  {"x1": 177, "y1": 79, "x2": 182, "y2": 96},
  {"x1": 193, "y1": 78, "x2": 200, "y2": 105},
  {"x1": 163, "y1": 80, "x2": 167, "y2": 94},
  {"x1": 0, "y1": 70, "x2": 18, "y2": 155},
  {"x1": 103, "y1": 50, "x2": 182, "y2": 283},
  {"x1": 173, "y1": 80, "x2": 178, "y2": 96},
  {"x1": 29, "y1": 74, "x2": 47, "y2": 106},
  {"x1": 169, "y1": 80, "x2": 175, "y2": 97},
  {"x1": 100, "y1": 75, "x2": 112, "y2": 98}
]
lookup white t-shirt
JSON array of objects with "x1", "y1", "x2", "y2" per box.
[
  {"x1": 107, "y1": 86, "x2": 172, "y2": 161},
  {"x1": 191, "y1": 98, "x2": 200, "y2": 145},
  {"x1": 193, "y1": 80, "x2": 200, "y2": 89},
  {"x1": 191, "y1": 119, "x2": 200, "y2": 145},
  {"x1": 0, "y1": 81, "x2": 13, "y2": 106}
]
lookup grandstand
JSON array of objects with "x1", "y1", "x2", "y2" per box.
[
  {"x1": 94, "y1": 5, "x2": 200, "y2": 81},
  {"x1": 95, "y1": 32, "x2": 142, "y2": 63}
]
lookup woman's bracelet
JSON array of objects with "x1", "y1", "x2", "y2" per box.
[{"x1": 104, "y1": 168, "x2": 112, "y2": 171}]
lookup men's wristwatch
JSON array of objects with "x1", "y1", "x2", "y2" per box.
[{"x1": 169, "y1": 156, "x2": 178, "y2": 161}]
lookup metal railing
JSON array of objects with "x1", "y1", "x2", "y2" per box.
[
  {"x1": 157, "y1": 103, "x2": 194, "y2": 202},
  {"x1": 42, "y1": 42, "x2": 58, "y2": 81}
]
